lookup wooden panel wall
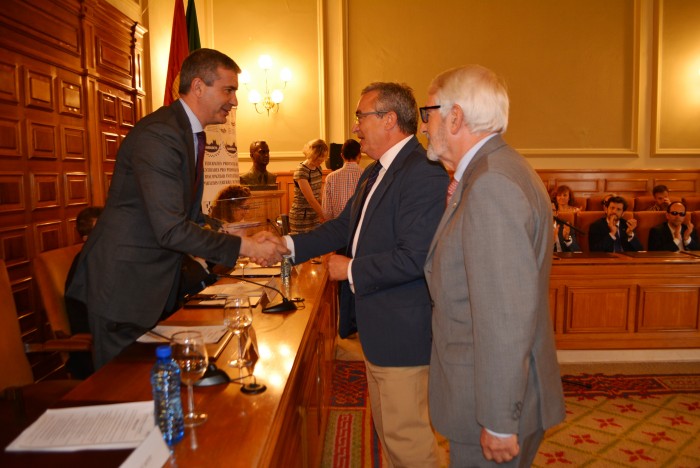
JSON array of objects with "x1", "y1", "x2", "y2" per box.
[{"x1": 0, "y1": 0, "x2": 143, "y2": 379}]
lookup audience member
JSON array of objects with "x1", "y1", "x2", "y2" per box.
[
  {"x1": 322, "y1": 139, "x2": 362, "y2": 220},
  {"x1": 646, "y1": 184, "x2": 671, "y2": 211},
  {"x1": 421, "y1": 65, "x2": 565, "y2": 466},
  {"x1": 285, "y1": 82, "x2": 448, "y2": 466},
  {"x1": 589, "y1": 196, "x2": 642, "y2": 252},
  {"x1": 64, "y1": 206, "x2": 103, "y2": 378},
  {"x1": 239, "y1": 140, "x2": 277, "y2": 186},
  {"x1": 554, "y1": 219, "x2": 582, "y2": 252},
  {"x1": 289, "y1": 139, "x2": 327, "y2": 234},
  {"x1": 648, "y1": 201, "x2": 698, "y2": 251},
  {"x1": 601, "y1": 192, "x2": 617, "y2": 209},
  {"x1": 210, "y1": 184, "x2": 252, "y2": 223},
  {"x1": 66, "y1": 48, "x2": 287, "y2": 369},
  {"x1": 551, "y1": 185, "x2": 580, "y2": 213}
]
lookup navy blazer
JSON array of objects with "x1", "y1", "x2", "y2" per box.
[
  {"x1": 292, "y1": 136, "x2": 449, "y2": 366},
  {"x1": 588, "y1": 217, "x2": 642, "y2": 252},
  {"x1": 648, "y1": 223, "x2": 699, "y2": 251}
]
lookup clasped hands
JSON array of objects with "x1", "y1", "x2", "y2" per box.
[{"x1": 240, "y1": 231, "x2": 289, "y2": 266}]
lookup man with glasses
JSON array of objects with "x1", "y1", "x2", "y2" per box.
[
  {"x1": 420, "y1": 65, "x2": 565, "y2": 466},
  {"x1": 648, "y1": 201, "x2": 698, "y2": 251},
  {"x1": 285, "y1": 82, "x2": 448, "y2": 466}
]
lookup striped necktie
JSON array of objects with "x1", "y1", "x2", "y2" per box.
[{"x1": 446, "y1": 177, "x2": 459, "y2": 205}]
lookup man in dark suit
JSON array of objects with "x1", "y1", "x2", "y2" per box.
[
  {"x1": 66, "y1": 49, "x2": 287, "y2": 369},
  {"x1": 285, "y1": 83, "x2": 448, "y2": 466},
  {"x1": 554, "y1": 220, "x2": 582, "y2": 253},
  {"x1": 589, "y1": 196, "x2": 642, "y2": 252},
  {"x1": 648, "y1": 201, "x2": 698, "y2": 251},
  {"x1": 421, "y1": 65, "x2": 565, "y2": 466}
]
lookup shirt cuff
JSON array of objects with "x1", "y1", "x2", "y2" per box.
[
  {"x1": 348, "y1": 259, "x2": 355, "y2": 293},
  {"x1": 284, "y1": 235, "x2": 295, "y2": 261},
  {"x1": 486, "y1": 428, "x2": 513, "y2": 438}
]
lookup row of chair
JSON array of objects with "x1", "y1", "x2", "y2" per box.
[
  {"x1": 567, "y1": 194, "x2": 700, "y2": 212},
  {"x1": 556, "y1": 210, "x2": 700, "y2": 253}
]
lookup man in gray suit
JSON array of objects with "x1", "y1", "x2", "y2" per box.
[
  {"x1": 67, "y1": 49, "x2": 287, "y2": 369},
  {"x1": 421, "y1": 65, "x2": 565, "y2": 466},
  {"x1": 285, "y1": 82, "x2": 448, "y2": 466}
]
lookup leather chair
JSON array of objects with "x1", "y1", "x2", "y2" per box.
[
  {"x1": 574, "y1": 211, "x2": 605, "y2": 253},
  {"x1": 0, "y1": 259, "x2": 80, "y2": 445},
  {"x1": 33, "y1": 244, "x2": 90, "y2": 344},
  {"x1": 683, "y1": 196, "x2": 700, "y2": 212},
  {"x1": 632, "y1": 211, "x2": 667, "y2": 250}
]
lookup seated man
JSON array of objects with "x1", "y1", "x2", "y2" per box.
[
  {"x1": 648, "y1": 201, "x2": 698, "y2": 251},
  {"x1": 646, "y1": 184, "x2": 671, "y2": 211},
  {"x1": 589, "y1": 196, "x2": 642, "y2": 252},
  {"x1": 65, "y1": 206, "x2": 103, "y2": 378},
  {"x1": 239, "y1": 140, "x2": 277, "y2": 187},
  {"x1": 553, "y1": 219, "x2": 581, "y2": 252}
]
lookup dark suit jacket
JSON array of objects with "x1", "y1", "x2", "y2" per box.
[
  {"x1": 648, "y1": 223, "x2": 699, "y2": 251},
  {"x1": 555, "y1": 225, "x2": 581, "y2": 252},
  {"x1": 66, "y1": 100, "x2": 241, "y2": 330},
  {"x1": 589, "y1": 217, "x2": 643, "y2": 252},
  {"x1": 292, "y1": 136, "x2": 449, "y2": 367}
]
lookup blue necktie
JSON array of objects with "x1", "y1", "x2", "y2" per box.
[{"x1": 348, "y1": 162, "x2": 382, "y2": 255}]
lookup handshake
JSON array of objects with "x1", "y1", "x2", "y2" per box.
[{"x1": 239, "y1": 230, "x2": 290, "y2": 266}]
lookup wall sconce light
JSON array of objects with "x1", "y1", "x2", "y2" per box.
[{"x1": 239, "y1": 55, "x2": 291, "y2": 116}]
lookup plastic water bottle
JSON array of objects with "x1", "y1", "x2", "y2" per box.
[
  {"x1": 281, "y1": 255, "x2": 292, "y2": 286},
  {"x1": 151, "y1": 345, "x2": 185, "y2": 446}
]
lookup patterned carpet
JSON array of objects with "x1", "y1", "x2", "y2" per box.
[{"x1": 322, "y1": 361, "x2": 700, "y2": 467}]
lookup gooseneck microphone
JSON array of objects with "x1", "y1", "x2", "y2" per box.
[
  {"x1": 217, "y1": 274, "x2": 298, "y2": 313},
  {"x1": 554, "y1": 215, "x2": 586, "y2": 235}
]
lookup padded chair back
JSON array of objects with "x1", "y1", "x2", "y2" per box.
[
  {"x1": 585, "y1": 195, "x2": 608, "y2": 211},
  {"x1": 633, "y1": 211, "x2": 667, "y2": 250},
  {"x1": 0, "y1": 259, "x2": 34, "y2": 392},
  {"x1": 33, "y1": 244, "x2": 83, "y2": 338},
  {"x1": 683, "y1": 196, "x2": 700, "y2": 212},
  {"x1": 574, "y1": 211, "x2": 605, "y2": 253},
  {"x1": 633, "y1": 195, "x2": 681, "y2": 212}
]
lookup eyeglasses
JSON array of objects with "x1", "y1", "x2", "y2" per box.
[
  {"x1": 668, "y1": 210, "x2": 686, "y2": 216},
  {"x1": 419, "y1": 105, "x2": 441, "y2": 123},
  {"x1": 354, "y1": 110, "x2": 387, "y2": 123}
]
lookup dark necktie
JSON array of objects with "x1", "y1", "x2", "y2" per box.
[
  {"x1": 446, "y1": 177, "x2": 458, "y2": 205},
  {"x1": 194, "y1": 131, "x2": 206, "y2": 196},
  {"x1": 348, "y1": 162, "x2": 382, "y2": 255},
  {"x1": 613, "y1": 227, "x2": 623, "y2": 253}
]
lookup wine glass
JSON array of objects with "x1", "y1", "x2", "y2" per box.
[
  {"x1": 223, "y1": 296, "x2": 253, "y2": 370},
  {"x1": 171, "y1": 331, "x2": 209, "y2": 427},
  {"x1": 237, "y1": 256, "x2": 250, "y2": 277}
]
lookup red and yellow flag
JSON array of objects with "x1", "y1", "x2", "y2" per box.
[{"x1": 163, "y1": 0, "x2": 189, "y2": 106}]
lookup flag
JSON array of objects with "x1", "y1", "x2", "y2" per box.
[
  {"x1": 163, "y1": 0, "x2": 189, "y2": 105},
  {"x1": 186, "y1": 0, "x2": 201, "y2": 52}
]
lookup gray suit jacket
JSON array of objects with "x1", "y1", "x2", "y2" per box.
[
  {"x1": 425, "y1": 135, "x2": 565, "y2": 443},
  {"x1": 293, "y1": 136, "x2": 449, "y2": 366},
  {"x1": 67, "y1": 100, "x2": 241, "y2": 329}
]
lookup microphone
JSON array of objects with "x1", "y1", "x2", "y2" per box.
[
  {"x1": 554, "y1": 215, "x2": 585, "y2": 235},
  {"x1": 217, "y1": 273, "x2": 298, "y2": 313}
]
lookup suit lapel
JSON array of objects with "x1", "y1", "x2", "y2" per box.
[{"x1": 172, "y1": 101, "x2": 199, "y2": 213}]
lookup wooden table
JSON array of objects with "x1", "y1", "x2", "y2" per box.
[{"x1": 1, "y1": 260, "x2": 337, "y2": 467}]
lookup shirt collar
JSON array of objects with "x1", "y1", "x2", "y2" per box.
[
  {"x1": 179, "y1": 99, "x2": 203, "y2": 134},
  {"x1": 377, "y1": 135, "x2": 412, "y2": 171},
  {"x1": 453, "y1": 133, "x2": 498, "y2": 182}
]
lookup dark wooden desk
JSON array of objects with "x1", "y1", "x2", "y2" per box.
[
  {"x1": 1, "y1": 261, "x2": 337, "y2": 467},
  {"x1": 550, "y1": 251, "x2": 700, "y2": 349}
]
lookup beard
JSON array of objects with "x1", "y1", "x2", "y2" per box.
[{"x1": 426, "y1": 124, "x2": 447, "y2": 162}]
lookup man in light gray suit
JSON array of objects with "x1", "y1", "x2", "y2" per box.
[
  {"x1": 421, "y1": 65, "x2": 565, "y2": 466},
  {"x1": 67, "y1": 49, "x2": 287, "y2": 369}
]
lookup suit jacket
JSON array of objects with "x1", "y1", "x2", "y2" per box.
[
  {"x1": 555, "y1": 225, "x2": 581, "y2": 252},
  {"x1": 424, "y1": 134, "x2": 565, "y2": 442},
  {"x1": 66, "y1": 100, "x2": 241, "y2": 329},
  {"x1": 589, "y1": 217, "x2": 643, "y2": 252},
  {"x1": 293, "y1": 136, "x2": 449, "y2": 366},
  {"x1": 648, "y1": 223, "x2": 699, "y2": 251}
]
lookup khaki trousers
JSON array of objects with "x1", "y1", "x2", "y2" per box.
[{"x1": 364, "y1": 359, "x2": 439, "y2": 468}]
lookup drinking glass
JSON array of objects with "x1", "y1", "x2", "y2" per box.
[
  {"x1": 171, "y1": 330, "x2": 208, "y2": 427},
  {"x1": 223, "y1": 296, "x2": 253, "y2": 369},
  {"x1": 237, "y1": 256, "x2": 250, "y2": 277}
]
